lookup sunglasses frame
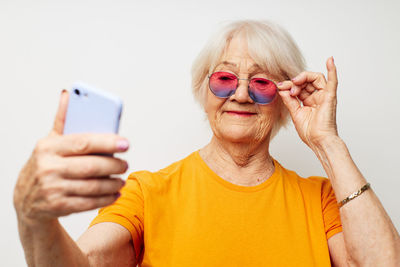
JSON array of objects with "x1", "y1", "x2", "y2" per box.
[{"x1": 208, "y1": 71, "x2": 279, "y2": 105}]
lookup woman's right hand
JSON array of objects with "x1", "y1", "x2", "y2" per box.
[{"x1": 13, "y1": 90, "x2": 129, "y2": 226}]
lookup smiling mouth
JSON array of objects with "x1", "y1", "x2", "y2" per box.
[{"x1": 225, "y1": 111, "x2": 256, "y2": 117}]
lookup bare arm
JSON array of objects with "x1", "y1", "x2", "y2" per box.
[
  {"x1": 328, "y1": 233, "x2": 350, "y2": 267},
  {"x1": 17, "y1": 219, "x2": 136, "y2": 267},
  {"x1": 17, "y1": 218, "x2": 90, "y2": 267},
  {"x1": 315, "y1": 136, "x2": 400, "y2": 266},
  {"x1": 14, "y1": 91, "x2": 131, "y2": 266},
  {"x1": 77, "y1": 223, "x2": 137, "y2": 266},
  {"x1": 278, "y1": 57, "x2": 400, "y2": 266}
]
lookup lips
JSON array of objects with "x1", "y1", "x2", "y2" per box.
[{"x1": 225, "y1": 110, "x2": 256, "y2": 116}]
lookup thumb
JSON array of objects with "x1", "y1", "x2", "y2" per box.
[
  {"x1": 278, "y1": 90, "x2": 300, "y2": 118},
  {"x1": 326, "y1": 56, "x2": 338, "y2": 95},
  {"x1": 50, "y1": 90, "x2": 69, "y2": 136}
]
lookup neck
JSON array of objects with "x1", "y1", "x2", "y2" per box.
[{"x1": 199, "y1": 135, "x2": 275, "y2": 186}]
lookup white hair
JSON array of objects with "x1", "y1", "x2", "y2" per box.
[{"x1": 191, "y1": 20, "x2": 306, "y2": 138}]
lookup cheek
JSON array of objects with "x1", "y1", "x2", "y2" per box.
[
  {"x1": 251, "y1": 106, "x2": 279, "y2": 141},
  {"x1": 258, "y1": 102, "x2": 281, "y2": 125},
  {"x1": 205, "y1": 90, "x2": 224, "y2": 116},
  {"x1": 205, "y1": 94, "x2": 228, "y2": 135}
]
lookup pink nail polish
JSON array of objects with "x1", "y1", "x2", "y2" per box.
[
  {"x1": 116, "y1": 140, "x2": 129, "y2": 151},
  {"x1": 277, "y1": 82, "x2": 283, "y2": 86},
  {"x1": 290, "y1": 88, "x2": 295, "y2": 95}
]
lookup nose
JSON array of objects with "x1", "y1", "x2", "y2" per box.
[{"x1": 229, "y1": 78, "x2": 254, "y2": 104}]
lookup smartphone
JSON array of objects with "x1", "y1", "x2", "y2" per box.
[{"x1": 63, "y1": 82, "x2": 123, "y2": 135}]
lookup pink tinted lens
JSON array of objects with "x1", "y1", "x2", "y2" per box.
[
  {"x1": 249, "y1": 78, "x2": 277, "y2": 104},
  {"x1": 209, "y1": 72, "x2": 238, "y2": 98}
]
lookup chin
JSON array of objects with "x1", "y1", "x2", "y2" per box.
[{"x1": 218, "y1": 125, "x2": 259, "y2": 143}]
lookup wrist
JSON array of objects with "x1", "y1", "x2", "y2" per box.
[
  {"x1": 17, "y1": 212, "x2": 59, "y2": 232},
  {"x1": 310, "y1": 135, "x2": 344, "y2": 154}
]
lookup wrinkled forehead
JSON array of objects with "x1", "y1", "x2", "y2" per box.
[
  {"x1": 220, "y1": 37, "x2": 258, "y2": 68},
  {"x1": 214, "y1": 35, "x2": 274, "y2": 76},
  {"x1": 214, "y1": 60, "x2": 265, "y2": 77}
]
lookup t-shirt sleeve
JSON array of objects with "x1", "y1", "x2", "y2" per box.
[
  {"x1": 89, "y1": 173, "x2": 144, "y2": 259},
  {"x1": 321, "y1": 178, "x2": 343, "y2": 239}
]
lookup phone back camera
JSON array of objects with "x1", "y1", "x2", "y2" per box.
[{"x1": 74, "y1": 89, "x2": 81, "y2": 96}]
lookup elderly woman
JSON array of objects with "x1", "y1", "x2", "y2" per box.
[{"x1": 14, "y1": 20, "x2": 399, "y2": 266}]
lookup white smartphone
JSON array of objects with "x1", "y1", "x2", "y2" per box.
[{"x1": 63, "y1": 82, "x2": 123, "y2": 135}]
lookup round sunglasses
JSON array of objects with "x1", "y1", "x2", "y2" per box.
[{"x1": 208, "y1": 71, "x2": 278, "y2": 105}]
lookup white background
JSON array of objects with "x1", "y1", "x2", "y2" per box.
[{"x1": 1, "y1": 0, "x2": 399, "y2": 265}]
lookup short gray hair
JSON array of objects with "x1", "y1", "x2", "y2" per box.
[{"x1": 191, "y1": 20, "x2": 306, "y2": 138}]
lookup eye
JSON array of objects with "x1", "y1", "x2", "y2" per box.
[
  {"x1": 219, "y1": 75, "x2": 234, "y2": 81},
  {"x1": 255, "y1": 79, "x2": 267, "y2": 84},
  {"x1": 253, "y1": 78, "x2": 270, "y2": 85},
  {"x1": 213, "y1": 72, "x2": 236, "y2": 82}
]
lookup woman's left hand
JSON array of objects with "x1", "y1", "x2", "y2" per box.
[{"x1": 277, "y1": 57, "x2": 339, "y2": 149}]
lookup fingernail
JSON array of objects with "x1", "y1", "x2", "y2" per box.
[
  {"x1": 125, "y1": 161, "x2": 129, "y2": 170},
  {"x1": 331, "y1": 56, "x2": 334, "y2": 63},
  {"x1": 116, "y1": 139, "x2": 129, "y2": 151},
  {"x1": 116, "y1": 192, "x2": 121, "y2": 198},
  {"x1": 61, "y1": 89, "x2": 67, "y2": 94},
  {"x1": 291, "y1": 77, "x2": 297, "y2": 82},
  {"x1": 290, "y1": 88, "x2": 295, "y2": 95},
  {"x1": 277, "y1": 82, "x2": 283, "y2": 86}
]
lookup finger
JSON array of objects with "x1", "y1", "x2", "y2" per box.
[
  {"x1": 277, "y1": 80, "x2": 306, "y2": 96},
  {"x1": 63, "y1": 178, "x2": 125, "y2": 196},
  {"x1": 277, "y1": 80, "x2": 293, "y2": 91},
  {"x1": 278, "y1": 90, "x2": 301, "y2": 117},
  {"x1": 61, "y1": 156, "x2": 129, "y2": 178},
  {"x1": 303, "y1": 97, "x2": 317, "y2": 107},
  {"x1": 289, "y1": 83, "x2": 306, "y2": 97},
  {"x1": 50, "y1": 90, "x2": 69, "y2": 136},
  {"x1": 58, "y1": 194, "x2": 121, "y2": 214},
  {"x1": 305, "y1": 84, "x2": 317, "y2": 94},
  {"x1": 48, "y1": 133, "x2": 129, "y2": 156},
  {"x1": 298, "y1": 90, "x2": 311, "y2": 101},
  {"x1": 326, "y1": 56, "x2": 338, "y2": 94},
  {"x1": 292, "y1": 71, "x2": 327, "y2": 90}
]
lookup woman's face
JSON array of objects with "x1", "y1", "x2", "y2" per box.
[{"x1": 205, "y1": 37, "x2": 282, "y2": 144}]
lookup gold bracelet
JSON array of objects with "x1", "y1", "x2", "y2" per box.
[{"x1": 338, "y1": 183, "x2": 371, "y2": 208}]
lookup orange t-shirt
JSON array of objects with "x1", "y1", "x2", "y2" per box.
[{"x1": 90, "y1": 151, "x2": 342, "y2": 266}]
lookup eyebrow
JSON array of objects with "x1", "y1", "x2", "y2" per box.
[{"x1": 217, "y1": 61, "x2": 264, "y2": 74}]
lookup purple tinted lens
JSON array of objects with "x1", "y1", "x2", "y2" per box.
[
  {"x1": 249, "y1": 78, "x2": 277, "y2": 104},
  {"x1": 209, "y1": 72, "x2": 238, "y2": 98}
]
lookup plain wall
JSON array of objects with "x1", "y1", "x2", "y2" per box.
[{"x1": 1, "y1": 0, "x2": 399, "y2": 265}]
